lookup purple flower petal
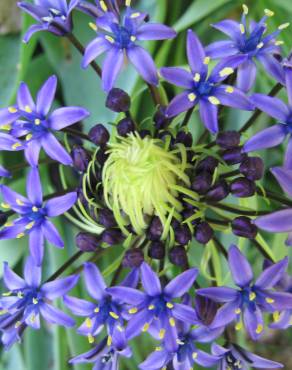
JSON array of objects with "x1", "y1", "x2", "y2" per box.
[
  {"x1": 126, "y1": 308, "x2": 154, "y2": 340},
  {"x1": 197, "y1": 287, "x2": 238, "y2": 302},
  {"x1": 136, "y1": 23, "x2": 176, "y2": 40},
  {"x1": 102, "y1": 47, "x2": 124, "y2": 91},
  {"x1": 166, "y1": 91, "x2": 196, "y2": 117},
  {"x1": 36, "y1": 75, "x2": 57, "y2": 115},
  {"x1": 243, "y1": 124, "x2": 287, "y2": 153},
  {"x1": 25, "y1": 309, "x2": 40, "y2": 329},
  {"x1": 206, "y1": 40, "x2": 238, "y2": 59},
  {"x1": 0, "y1": 108, "x2": 20, "y2": 126},
  {"x1": 269, "y1": 309, "x2": 291, "y2": 330},
  {"x1": 160, "y1": 67, "x2": 193, "y2": 89},
  {"x1": 24, "y1": 256, "x2": 42, "y2": 287},
  {"x1": 1, "y1": 185, "x2": 30, "y2": 212},
  {"x1": 228, "y1": 245, "x2": 253, "y2": 287},
  {"x1": 140, "y1": 262, "x2": 161, "y2": 296},
  {"x1": 172, "y1": 303, "x2": 198, "y2": 323},
  {"x1": 186, "y1": 29, "x2": 206, "y2": 75},
  {"x1": 236, "y1": 59, "x2": 257, "y2": 92},
  {"x1": 41, "y1": 132, "x2": 72, "y2": 165},
  {"x1": 3, "y1": 262, "x2": 26, "y2": 291},
  {"x1": 63, "y1": 295, "x2": 96, "y2": 316},
  {"x1": 255, "y1": 209, "x2": 292, "y2": 232},
  {"x1": 213, "y1": 85, "x2": 253, "y2": 111},
  {"x1": 195, "y1": 350, "x2": 219, "y2": 368},
  {"x1": 139, "y1": 348, "x2": 169, "y2": 370},
  {"x1": 212, "y1": 20, "x2": 242, "y2": 42},
  {"x1": 26, "y1": 167, "x2": 43, "y2": 206},
  {"x1": 0, "y1": 133, "x2": 24, "y2": 152},
  {"x1": 284, "y1": 64, "x2": 292, "y2": 106},
  {"x1": 190, "y1": 326, "x2": 223, "y2": 343},
  {"x1": 258, "y1": 54, "x2": 285, "y2": 85},
  {"x1": 40, "y1": 303, "x2": 75, "y2": 327},
  {"x1": 83, "y1": 262, "x2": 107, "y2": 301},
  {"x1": 25, "y1": 141, "x2": 41, "y2": 167},
  {"x1": 247, "y1": 351, "x2": 284, "y2": 368},
  {"x1": 49, "y1": 107, "x2": 89, "y2": 131},
  {"x1": 0, "y1": 219, "x2": 27, "y2": 240},
  {"x1": 285, "y1": 136, "x2": 292, "y2": 169},
  {"x1": 251, "y1": 94, "x2": 289, "y2": 121},
  {"x1": 0, "y1": 165, "x2": 11, "y2": 178},
  {"x1": 127, "y1": 46, "x2": 158, "y2": 86},
  {"x1": 243, "y1": 305, "x2": 263, "y2": 340},
  {"x1": 255, "y1": 257, "x2": 288, "y2": 289},
  {"x1": 211, "y1": 300, "x2": 239, "y2": 328},
  {"x1": 41, "y1": 219, "x2": 64, "y2": 247},
  {"x1": 42, "y1": 274, "x2": 79, "y2": 300},
  {"x1": 45, "y1": 192, "x2": 77, "y2": 217},
  {"x1": 271, "y1": 167, "x2": 292, "y2": 197},
  {"x1": 82, "y1": 37, "x2": 110, "y2": 68},
  {"x1": 164, "y1": 268, "x2": 198, "y2": 298},
  {"x1": 267, "y1": 291, "x2": 292, "y2": 310},
  {"x1": 17, "y1": 82, "x2": 35, "y2": 111},
  {"x1": 106, "y1": 286, "x2": 146, "y2": 305},
  {"x1": 210, "y1": 55, "x2": 247, "y2": 83},
  {"x1": 199, "y1": 99, "x2": 218, "y2": 134}
]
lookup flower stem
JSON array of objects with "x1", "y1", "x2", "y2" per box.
[{"x1": 45, "y1": 250, "x2": 84, "y2": 282}]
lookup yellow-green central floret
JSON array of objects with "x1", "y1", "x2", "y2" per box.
[{"x1": 102, "y1": 133, "x2": 190, "y2": 235}]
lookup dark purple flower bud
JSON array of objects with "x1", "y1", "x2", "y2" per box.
[
  {"x1": 71, "y1": 145, "x2": 90, "y2": 172},
  {"x1": 76, "y1": 232, "x2": 100, "y2": 252},
  {"x1": 148, "y1": 217, "x2": 163, "y2": 241},
  {"x1": 231, "y1": 177, "x2": 256, "y2": 197},
  {"x1": 175, "y1": 224, "x2": 192, "y2": 245},
  {"x1": 195, "y1": 222, "x2": 214, "y2": 244},
  {"x1": 101, "y1": 229, "x2": 123, "y2": 245},
  {"x1": 96, "y1": 148, "x2": 108, "y2": 166},
  {"x1": 117, "y1": 118, "x2": 135, "y2": 136},
  {"x1": 222, "y1": 147, "x2": 247, "y2": 165},
  {"x1": 148, "y1": 241, "x2": 165, "y2": 260},
  {"x1": 195, "y1": 296, "x2": 218, "y2": 326},
  {"x1": 106, "y1": 88, "x2": 131, "y2": 113},
  {"x1": 154, "y1": 106, "x2": 170, "y2": 130},
  {"x1": 240, "y1": 157, "x2": 264, "y2": 181},
  {"x1": 139, "y1": 129, "x2": 151, "y2": 138},
  {"x1": 191, "y1": 171, "x2": 212, "y2": 195},
  {"x1": 216, "y1": 131, "x2": 241, "y2": 149},
  {"x1": 0, "y1": 212, "x2": 8, "y2": 227},
  {"x1": 232, "y1": 216, "x2": 258, "y2": 239},
  {"x1": 197, "y1": 156, "x2": 218, "y2": 174},
  {"x1": 157, "y1": 130, "x2": 175, "y2": 145},
  {"x1": 123, "y1": 249, "x2": 144, "y2": 268},
  {"x1": 205, "y1": 180, "x2": 229, "y2": 202},
  {"x1": 169, "y1": 246, "x2": 188, "y2": 267},
  {"x1": 98, "y1": 209, "x2": 116, "y2": 228},
  {"x1": 171, "y1": 218, "x2": 180, "y2": 230},
  {"x1": 175, "y1": 131, "x2": 193, "y2": 147},
  {"x1": 89, "y1": 124, "x2": 110, "y2": 146}
]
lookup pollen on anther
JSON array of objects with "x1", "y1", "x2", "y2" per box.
[
  {"x1": 192, "y1": 352, "x2": 198, "y2": 360},
  {"x1": 16, "y1": 199, "x2": 25, "y2": 206},
  {"x1": 275, "y1": 40, "x2": 284, "y2": 46},
  {"x1": 148, "y1": 304, "x2": 155, "y2": 310},
  {"x1": 279, "y1": 23, "x2": 290, "y2": 30},
  {"x1": 142, "y1": 323, "x2": 150, "y2": 332},
  {"x1": 125, "y1": 0, "x2": 131, "y2": 6},
  {"x1": 94, "y1": 307, "x2": 100, "y2": 313},
  {"x1": 225, "y1": 86, "x2": 234, "y2": 93},
  {"x1": 265, "y1": 297, "x2": 275, "y2": 304},
  {"x1": 257, "y1": 42, "x2": 264, "y2": 49},
  {"x1": 208, "y1": 96, "x2": 220, "y2": 105},
  {"x1": 1, "y1": 203, "x2": 10, "y2": 209},
  {"x1": 166, "y1": 302, "x2": 174, "y2": 309},
  {"x1": 99, "y1": 1, "x2": 108, "y2": 12},
  {"x1": 203, "y1": 56, "x2": 210, "y2": 64},
  {"x1": 89, "y1": 22, "x2": 97, "y2": 31},
  {"x1": 8, "y1": 107, "x2": 18, "y2": 113},
  {"x1": 159, "y1": 329, "x2": 165, "y2": 339},
  {"x1": 256, "y1": 324, "x2": 263, "y2": 334},
  {"x1": 32, "y1": 298, "x2": 38, "y2": 305},
  {"x1": 239, "y1": 24, "x2": 245, "y2": 34},
  {"x1": 249, "y1": 292, "x2": 256, "y2": 301},
  {"x1": 88, "y1": 334, "x2": 94, "y2": 344},
  {"x1": 86, "y1": 317, "x2": 92, "y2": 328},
  {"x1": 16, "y1": 233, "x2": 25, "y2": 239},
  {"x1": 235, "y1": 322, "x2": 242, "y2": 331},
  {"x1": 188, "y1": 93, "x2": 196, "y2": 102},
  {"x1": 105, "y1": 35, "x2": 115, "y2": 44},
  {"x1": 32, "y1": 206, "x2": 38, "y2": 212},
  {"x1": 12, "y1": 142, "x2": 22, "y2": 150},
  {"x1": 194, "y1": 73, "x2": 200, "y2": 82},
  {"x1": 264, "y1": 9, "x2": 274, "y2": 17},
  {"x1": 34, "y1": 119, "x2": 41, "y2": 125},
  {"x1": 130, "y1": 12, "x2": 141, "y2": 19},
  {"x1": 235, "y1": 308, "x2": 241, "y2": 315},
  {"x1": 169, "y1": 317, "x2": 175, "y2": 327},
  {"x1": 129, "y1": 307, "x2": 138, "y2": 314},
  {"x1": 25, "y1": 105, "x2": 32, "y2": 113},
  {"x1": 109, "y1": 311, "x2": 119, "y2": 319},
  {"x1": 26, "y1": 134, "x2": 33, "y2": 141},
  {"x1": 219, "y1": 67, "x2": 234, "y2": 77},
  {"x1": 242, "y1": 4, "x2": 248, "y2": 15}
]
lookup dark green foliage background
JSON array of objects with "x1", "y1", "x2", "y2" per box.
[{"x1": 0, "y1": 0, "x2": 292, "y2": 369}]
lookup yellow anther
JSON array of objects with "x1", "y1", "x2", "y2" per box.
[
  {"x1": 256, "y1": 324, "x2": 263, "y2": 334},
  {"x1": 99, "y1": 1, "x2": 108, "y2": 12},
  {"x1": 16, "y1": 199, "x2": 24, "y2": 206},
  {"x1": 130, "y1": 12, "x2": 141, "y2": 19},
  {"x1": 169, "y1": 317, "x2": 175, "y2": 327},
  {"x1": 176, "y1": 339, "x2": 184, "y2": 345},
  {"x1": 32, "y1": 206, "x2": 38, "y2": 212},
  {"x1": 25, "y1": 105, "x2": 32, "y2": 113},
  {"x1": 15, "y1": 321, "x2": 22, "y2": 328},
  {"x1": 257, "y1": 42, "x2": 264, "y2": 49},
  {"x1": 34, "y1": 119, "x2": 41, "y2": 125},
  {"x1": 30, "y1": 314, "x2": 36, "y2": 323},
  {"x1": 249, "y1": 292, "x2": 256, "y2": 301},
  {"x1": 117, "y1": 325, "x2": 124, "y2": 332},
  {"x1": 16, "y1": 233, "x2": 25, "y2": 239},
  {"x1": 194, "y1": 73, "x2": 201, "y2": 82},
  {"x1": 130, "y1": 36, "x2": 136, "y2": 42},
  {"x1": 1, "y1": 203, "x2": 10, "y2": 209},
  {"x1": 225, "y1": 86, "x2": 234, "y2": 93},
  {"x1": 2, "y1": 291, "x2": 12, "y2": 297},
  {"x1": 219, "y1": 67, "x2": 234, "y2": 77},
  {"x1": 105, "y1": 35, "x2": 115, "y2": 44},
  {"x1": 208, "y1": 96, "x2": 220, "y2": 105},
  {"x1": 279, "y1": 23, "x2": 290, "y2": 30},
  {"x1": 88, "y1": 334, "x2": 94, "y2": 344},
  {"x1": 192, "y1": 352, "x2": 198, "y2": 360},
  {"x1": 264, "y1": 9, "x2": 274, "y2": 17},
  {"x1": 1, "y1": 124, "x2": 11, "y2": 130},
  {"x1": 148, "y1": 304, "x2": 155, "y2": 310},
  {"x1": 32, "y1": 298, "x2": 38, "y2": 305},
  {"x1": 128, "y1": 307, "x2": 138, "y2": 314},
  {"x1": 25, "y1": 221, "x2": 35, "y2": 230},
  {"x1": 17, "y1": 292, "x2": 23, "y2": 298},
  {"x1": 0, "y1": 309, "x2": 8, "y2": 315},
  {"x1": 109, "y1": 311, "x2": 119, "y2": 320},
  {"x1": 203, "y1": 56, "x2": 210, "y2": 64},
  {"x1": 242, "y1": 4, "x2": 248, "y2": 15},
  {"x1": 12, "y1": 142, "x2": 22, "y2": 150},
  {"x1": 166, "y1": 302, "x2": 174, "y2": 309},
  {"x1": 155, "y1": 346, "x2": 162, "y2": 351},
  {"x1": 142, "y1": 323, "x2": 150, "y2": 332},
  {"x1": 289, "y1": 316, "x2": 292, "y2": 326},
  {"x1": 275, "y1": 40, "x2": 284, "y2": 46},
  {"x1": 125, "y1": 0, "x2": 131, "y2": 6},
  {"x1": 273, "y1": 311, "x2": 280, "y2": 322},
  {"x1": 94, "y1": 307, "x2": 100, "y2": 313},
  {"x1": 239, "y1": 24, "x2": 245, "y2": 34},
  {"x1": 235, "y1": 308, "x2": 241, "y2": 315},
  {"x1": 235, "y1": 322, "x2": 243, "y2": 331},
  {"x1": 8, "y1": 107, "x2": 18, "y2": 114},
  {"x1": 26, "y1": 134, "x2": 33, "y2": 141},
  {"x1": 4, "y1": 222, "x2": 13, "y2": 227},
  {"x1": 188, "y1": 93, "x2": 196, "y2": 102},
  {"x1": 85, "y1": 318, "x2": 92, "y2": 328},
  {"x1": 159, "y1": 329, "x2": 165, "y2": 339},
  {"x1": 89, "y1": 22, "x2": 97, "y2": 31},
  {"x1": 265, "y1": 297, "x2": 275, "y2": 304}
]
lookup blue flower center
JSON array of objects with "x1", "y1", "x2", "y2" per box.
[
  {"x1": 149, "y1": 295, "x2": 170, "y2": 317},
  {"x1": 15, "y1": 288, "x2": 43, "y2": 310},
  {"x1": 113, "y1": 26, "x2": 133, "y2": 48},
  {"x1": 239, "y1": 27, "x2": 265, "y2": 54},
  {"x1": 195, "y1": 81, "x2": 214, "y2": 96},
  {"x1": 41, "y1": 8, "x2": 67, "y2": 23},
  {"x1": 25, "y1": 207, "x2": 46, "y2": 223},
  {"x1": 97, "y1": 297, "x2": 121, "y2": 323}
]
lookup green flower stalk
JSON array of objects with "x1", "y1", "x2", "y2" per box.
[{"x1": 102, "y1": 133, "x2": 190, "y2": 235}]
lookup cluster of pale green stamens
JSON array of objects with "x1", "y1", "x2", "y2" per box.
[{"x1": 102, "y1": 133, "x2": 190, "y2": 235}]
